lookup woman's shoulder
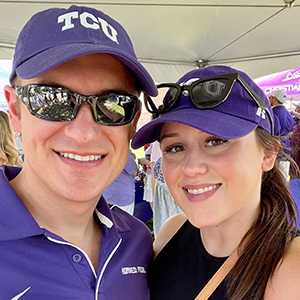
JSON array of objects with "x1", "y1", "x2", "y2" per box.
[
  {"x1": 265, "y1": 236, "x2": 300, "y2": 299},
  {"x1": 153, "y1": 213, "x2": 187, "y2": 258}
]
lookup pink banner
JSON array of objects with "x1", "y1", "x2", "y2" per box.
[{"x1": 255, "y1": 67, "x2": 300, "y2": 98}]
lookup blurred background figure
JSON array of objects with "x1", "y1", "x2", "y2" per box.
[
  {"x1": 0, "y1": 110, "x2": 22, "y2": 166},
  {"x1": 138, "y1": 140, "x2": 161, "y2": 209},
  {"x1": 269, "y1": 89, "x2": 294, "y2": 180},
  {"x1": 103, "y1": 150, "x2": 138, "y2": 215},
  {"x1": 291, "y1": 102, "x2": 300, "y2": 120},
  {"x1": 290, "y1": 103, "x2": 300, "y2": 178},
  {"x1": 15, "y1": 132, "x2": 24, "y2": 160},
  {"x1": 152, "y1": 157, "x2": 182, "y2": 237}
]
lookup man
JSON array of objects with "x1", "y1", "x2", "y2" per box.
[
  {"x1": 2, "y1": 5, "x2": 156, "y2": 299},
  {"x1": 269, "y1": 89, "x2": 294, "y2": 180}
]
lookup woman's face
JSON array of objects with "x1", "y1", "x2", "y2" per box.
[{"x1": 160, "y1": 122, "x2": 276, "y2": 229}]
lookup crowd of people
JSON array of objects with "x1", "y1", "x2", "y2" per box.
[{"x1": 1, "y1": 4, "x2": 300, "y2": 300}]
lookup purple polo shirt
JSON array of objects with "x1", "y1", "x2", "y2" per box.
[{"x1": 0, "y1": 165, "x2": 153, "y2": 299}]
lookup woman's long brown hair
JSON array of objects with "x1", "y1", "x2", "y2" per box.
[{"x1": 226, "y1": 127, "x2": 299, "y2": 300}]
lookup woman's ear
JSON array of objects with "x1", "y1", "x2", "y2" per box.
[
  {"x1": 4, "y1": 85, "x2": 22, "y2": 133},
  {"x1": 261, "y1": 147, "x2": 277, "y2": 172}
]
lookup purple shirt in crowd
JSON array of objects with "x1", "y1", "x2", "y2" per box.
[{"x1": 103, "y1": 152, "x2": 137, "y2": 207}]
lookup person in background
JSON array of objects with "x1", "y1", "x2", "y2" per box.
[
  {"x1": 291, "y1": 102, "x2": 300, "y2": 121},
  {"x1": 0, "y1": 110, "x2": 22, "y2": 166},
  {"x1": 2, "y1": 5, "x2": 156, "y2": 299},
  {"x1": 15, "y1": 132, "x2": 24, "y2": 160},
  {"x1": 132, "y1": 65, "x2": 300, "y2": 300},
  {"x1": 290, "y1": 103, "x2": 300, "y2": 177},
  {"x1": 138, "y1": 139, "x2": 162, "y2": 209},
  {"x1": 152, "y1": 156, "x2": 182, "y2": 237},
  {"x1": 139, "y1": 144, "x2": 155, "y2": 205},
  {"x1": 103, "y1": 150, "x2": 138, "y2": 215},
  {"x1": 269, "y1": 89, "x2": 294, "y2": 180}
]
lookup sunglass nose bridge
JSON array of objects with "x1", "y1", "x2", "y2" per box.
[{"x1": 182, "y1": 90, "x2": 189, "y2": 97}]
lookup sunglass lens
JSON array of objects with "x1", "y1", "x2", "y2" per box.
[
  {"x1": 92, "y1": 95, "x2": 136, "y2": 124},
  {"x1": 192, "y1": 78, "x2": 230, "y2": 108},
  {"x1": 28, "y1": 87, "x2": 75, "y2": 120}
]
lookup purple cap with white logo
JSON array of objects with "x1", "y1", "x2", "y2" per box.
[
  {"x1": 132, "y1": 65, "x2": 274, "y2": 149},
  {"x1": 10, "y1": 5, "x2": 157, "y2": 96}
]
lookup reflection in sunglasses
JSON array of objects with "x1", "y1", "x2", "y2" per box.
[{"x1": 16, "y1": 84, "x2": 141, "y2": 126}]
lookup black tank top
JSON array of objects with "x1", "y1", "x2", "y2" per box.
[
  {"x1": 147, "y1": 221, "x2": 228, "y2": 300},
  {"x1": 147, "y1": 222, "x2": 300, "y2": 300}
]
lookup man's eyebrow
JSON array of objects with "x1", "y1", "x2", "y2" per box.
[{"x1": 97, "y1": 88, "x2": 134, "y2": 96}]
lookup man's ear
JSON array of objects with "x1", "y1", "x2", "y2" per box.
[
  {"x1": 4, "y1": 85, "x2": 22, "y2": 133},
  {"x1": 130, "y1": 108, "x2": 141, "y2": 139},
  {"x1": 261, "y1": 147, "x2": 277, "y2": 172}
]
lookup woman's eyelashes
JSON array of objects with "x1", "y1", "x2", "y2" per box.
[
  {"x1": 162, "y1": 136, "x2": 229, "y2": 155},
  {"x1": 164, "y1": 144, "x2": 185, "y2": 153},
  {"x1": 205, "y1": 137, "x2": 228, "y2": 147}
]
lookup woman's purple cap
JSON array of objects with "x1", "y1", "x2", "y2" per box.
[{"x1": 132, "y1": 65, "x2": 274, "y2": 149}]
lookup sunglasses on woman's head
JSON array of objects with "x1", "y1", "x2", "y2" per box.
[
  {"x1": 144, "y1": 73, "x2": 274, "y2": 135},
  {"x1": 15, "y1": 84, "x2": 141, "y2": 126}
]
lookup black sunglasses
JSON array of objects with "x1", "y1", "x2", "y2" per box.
[
  {"x1": 15, "y1": 84, "x2": 141, "y2": 126},
  {"x1": 144, "y1": 73, "x2": 274, "y2": 135}
]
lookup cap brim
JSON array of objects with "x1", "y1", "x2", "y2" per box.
[
  {"x1": 13, "y1": 43, "x2": 158, "y2": 96},
  {"x1": 131, "y1": 107, "x2": 258, "y2": 149}
]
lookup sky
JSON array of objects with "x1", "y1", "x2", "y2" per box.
[{"x1": 0, "y1": 59, "x2": 12, "y2": 111}]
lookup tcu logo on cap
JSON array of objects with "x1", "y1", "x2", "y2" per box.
[
  {"x1": 201, "y1": 80, "x2": 226, "y2": 98},
  {"x1": 57, "y1": 11, "x2": 119, "y2": 44}
]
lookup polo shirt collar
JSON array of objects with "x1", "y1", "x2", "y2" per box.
[{"x1": 0, "y1": 165, "x2": 130, "y2": 242}]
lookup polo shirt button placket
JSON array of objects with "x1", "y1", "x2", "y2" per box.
[{"x1": 72, "y1": 253, "x2": 82, "y2": 263}]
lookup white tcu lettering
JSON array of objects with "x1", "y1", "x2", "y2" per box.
[
  {"x1": 98, "y1": 17, "x2": 119, "y2": 44},
  {"x1": 57, "y1": 11, "x2": 119, "y2": 44},
  {"x1": 80, "y1": 12, "x2": 100, "y2": 30},
  {"x1": 58, "y1": 12, "x2": 79, "y2": 31}
]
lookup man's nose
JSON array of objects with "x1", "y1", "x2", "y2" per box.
[{"x1": 63, "y1": 104, "x2": 101, "y2": 142}]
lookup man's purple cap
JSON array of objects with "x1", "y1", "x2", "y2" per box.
[
  {"x1": 132, "y1": 65, "x2": 274, "y2": 149},
  {"x1": 10, "y1": 5, "x2": 157, "y2": 96}
]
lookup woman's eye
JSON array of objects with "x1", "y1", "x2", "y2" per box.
[
  {"x1": 206, "y1": 138, "x2": 228, "y2": 147},
  {"x1": 166, "y1": 145, "x2": 184, "y2": 153}
]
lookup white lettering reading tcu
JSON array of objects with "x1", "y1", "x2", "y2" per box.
[{"x1": 57, "y1": 11, "x2": 119, "y2": 44}]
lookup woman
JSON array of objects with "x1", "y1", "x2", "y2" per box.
[
  {"x1": 0, "y1": 110, "x2": 22, "y2": 166},
  {"x1": 132, "y1": 66, "x2": 300, "y2": 300}
]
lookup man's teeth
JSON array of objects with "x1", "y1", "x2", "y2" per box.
[
  {"x1": 59, "y1": 152, "x2": 102, "y2": 161},
  {"x1": 187, "y1": 184, "x2": 219, "y2": 195}
]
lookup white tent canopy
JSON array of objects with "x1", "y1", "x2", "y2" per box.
[{"x1": 1, "y1": 0, "x2": 300, "y2": 84}]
